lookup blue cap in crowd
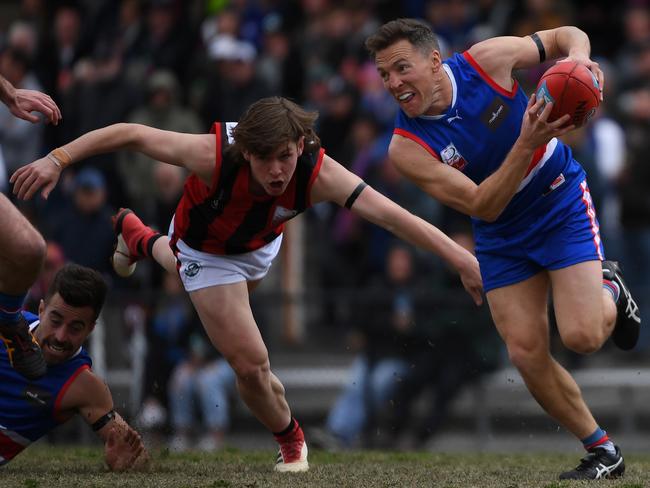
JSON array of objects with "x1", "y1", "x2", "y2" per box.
[{"x1": 75, "y1": 168, "x2": 106, "y2": 191}]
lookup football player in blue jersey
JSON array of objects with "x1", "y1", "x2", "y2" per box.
[
  {"x1": 0, "y1": 73, "x2": 62, "y2": 381},
  {"x1": 0, "y1": 263, "x2": 148, "y2": 471},
  {"x1": 366, "y1": 19, "x2": 639, "y2": 479}
]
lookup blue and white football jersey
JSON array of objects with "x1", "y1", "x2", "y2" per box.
[{"x1": 394, "y1": 51, "x2": 603, "y2": 290}]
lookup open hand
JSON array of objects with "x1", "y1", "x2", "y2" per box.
[
  {"x1": 104, "y1": 424, "x2": 149, "y2": 472},
  {"x1": 519, "y1": 93, "x2": 574, "y2": 150},
  {"x1": 558, "y1": 56, "x2": 604, "y2": 101},
  {"x1": 10, "y1": 156, "x2": 61, "y2": 200}
]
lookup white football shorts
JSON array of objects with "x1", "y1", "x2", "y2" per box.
[{"x1": 169, "y1": 216, "x2": 283, "y2": 292}]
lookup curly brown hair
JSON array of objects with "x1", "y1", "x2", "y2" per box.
[{"x1": 228, "y1": 97, "x2": 321, "y2": 161}]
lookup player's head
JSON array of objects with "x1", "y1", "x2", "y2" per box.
[
  {"x1": 230, "y1": 97, "x2": 321, "y2": 196},
  {"x1": 35, "y1": 263, "x2": 108, "y2": 364},
  {"x1": 366, "y1": 19, "x2": 443, "y2": 118}
]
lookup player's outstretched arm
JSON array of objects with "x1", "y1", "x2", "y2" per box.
[
  {"x1": 58, "y1": 368, "x2": 149, "y2": 471},
  {"x1": 311, "y1": 155, "x2": 483, "y2": 305},
  {"x1": 0, "y1": 74, "x2": 62, "y2": 124},
  {"x1": 10, "y1": 123, "x2": 215, "y2": 200}
]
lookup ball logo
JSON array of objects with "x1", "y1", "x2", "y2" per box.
[
  {"x1": 573, "y1": 100, "x2": 591, "y2": 126},
  {"x1": 184, "y1": 262, "x2": 201, "y2": 277},
  {"x1": 535, "y1": 81, "x2": 554, "y2": 106}
]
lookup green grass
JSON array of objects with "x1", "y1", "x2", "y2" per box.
[{"x1": 3, "y1": 446, "x2": 650, "y2": 487}]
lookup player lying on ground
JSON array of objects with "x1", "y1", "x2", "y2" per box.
[
  {"x1": 0, "y1": 263, "x2": 149, "y2": 471},
  {"x1": 11, "y1": 96, "x2": 482, "y2": 472}
]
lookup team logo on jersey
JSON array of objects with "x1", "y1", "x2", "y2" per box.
[
  {"x1": 184, "y1": 262, "x2": 201, "y2": 278},
  {"x1": 440, "y1": 142, "x2": 467, "y2": 171},
  {"x1": 480, "y1": 97, "x2": 510, "y2": 131},
  {"x1": 23, "y1": 386, "x2": 52, "y2": 408},
  {"x1": 271, "y1": 206, "x2": 298, "y2": 227},
  {"x1": 447, "y1": 109, "x2": 462, "y2": 124}
]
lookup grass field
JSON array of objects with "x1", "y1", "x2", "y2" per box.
[{"x1": 3, "y1": 446, "x2": 650, "y2": 487}]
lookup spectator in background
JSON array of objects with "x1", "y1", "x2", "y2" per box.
[
  {"x1": 6, "y1": 21, "x2": 39, "y2": 60},
  {"x1": 47, "y1": 167, "x2": 114, "y2": 275},
  {"x1": 200, "y1": 35, "x2": 271, "y2": 124},
  {"x1": 356, "y1": 61, "x2": 399, "y2": 133},
  {"x1": 381, "y1": 218, "x2": 501, "y2": 449},
  {"x1": 616, "y1": 1, "x2": 650, "y2": 84},
  {"x1": 0, "y1": 47, "x2": 45, "y2": 180},
  {"x1": 118, "y1": 69, "x2": 201, "y2": 223},
  {"x1": 363, "y1": 157, "x2": 442, "y2": 277},
  {"x1": 424, "y1": 0, "x2": 479, "y2": 53},
  {"x1": 616, "y1": 40, "x2": 650, "y2": 351},
  {"x1": 34, "y1": 4, "x2": 87, "y2": 123},
  {"x1": 135, "y1": 271, "x2": 200, "y2": 439},
  {"x1": 56, "y1": 40, "x2": 137, "y2": 211},
  {"x1": 151, "y1": 161, "x2": 186, "y2": 235},
  {"x1": 316, "y1": 79, "x2": 359, "y2": 165},
  {"x1": 257, "y1": 13, "x2": 304, "y2": 101},
  {"x1": 137, "y1": 0, "x2": 194, "y2": 84},
  {"x1": 168, "y1": 335, "x2": 236, "y2": 452},
  {"x1": 310, "y1": 243, "x2": 422, "y2": 449}
]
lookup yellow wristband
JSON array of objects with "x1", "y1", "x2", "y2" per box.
[{"x1": 50, "y1": 147, "x2": 72, "y2": 169}]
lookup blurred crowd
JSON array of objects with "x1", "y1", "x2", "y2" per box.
[{"x1": 1, "y1": 0, "x2": 649, "y2": 451}]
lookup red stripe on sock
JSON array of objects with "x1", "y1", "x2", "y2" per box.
[{"x1": 585, "y1": 434, "x2": 609, "y2": 450}]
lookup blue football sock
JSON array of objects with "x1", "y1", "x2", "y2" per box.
[
  {"x1": 582, "y1": 427, "x2": 616, "y2": 455},
  {"x1": 602, "y1": 279, "x2": 620, "y2": 303}
]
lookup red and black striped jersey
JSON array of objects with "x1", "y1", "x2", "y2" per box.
[{"x1": 171, "y1": 122, "x2": 325, "y2": 255}]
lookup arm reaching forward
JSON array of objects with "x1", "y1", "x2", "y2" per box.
[
  {"x1": 10, "y1": 123, "x2": 215, "y2": 200},
  {"x1": 58, "y1": 368, "x2": 149, "y2": 471},
  {"x1": 311, "y1": 154, "x2": 483, "y2": 305}
]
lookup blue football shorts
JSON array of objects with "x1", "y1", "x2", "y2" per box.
[{"x1": 475, "y1": 177, "x2": 604, "y2": 292}]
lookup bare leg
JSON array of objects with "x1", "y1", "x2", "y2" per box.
[
  {"x1": 551, "y1": 260, "x2": 616, "y2": 353},
  {"x1": 0, "y1": 194, "x2": 45, "y2": 294},
  {"x1": 487, "y1": 272, "x2": 599, "y2": 439},
  {"x1": 151, "y1": 236, "x2": 177, "y2": 275},
  {"x1": 189, "y1": 282, "x2": 291, "y2": 432},
  {"x1": 0, "y1": 194, "x2": 46, "y2": 379}
]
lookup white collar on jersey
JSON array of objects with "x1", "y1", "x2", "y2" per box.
[{"x1": 418, "y1": 63, "x2": 458, "y2": 120}]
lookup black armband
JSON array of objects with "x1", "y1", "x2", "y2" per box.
[
  {"x1": 344, "y1": 182, "x2": 368, "y2": 209},
  {"x1": 530, "y1": 33, "x2": 546, "y2": 63},
  {"x1": 91, "y1": 410, "x2": 116, "y2": 431}
]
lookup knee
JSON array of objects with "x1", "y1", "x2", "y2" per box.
[
  {"x1": 229, "y1": 355, "x2": 271, "y2": 386},
  {"x1": 561, "y1": 328, "x2": 604, "y2": 355},
  {"x1": 506, "y1": 342, "x2": 548, "y2": 374},
  {"x1": 14, "y1": 232, "x2": 46, "y2": 274}
]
